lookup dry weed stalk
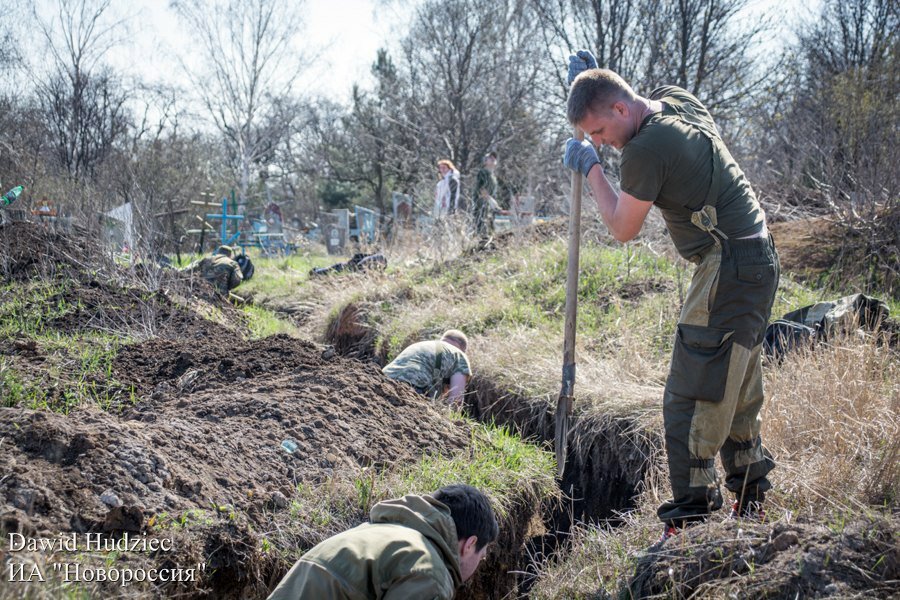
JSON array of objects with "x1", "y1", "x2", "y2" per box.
[{"x1": 763, "y1": 330, "x2": 899, "y2": 515}]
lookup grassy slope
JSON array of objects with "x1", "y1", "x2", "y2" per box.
[{"x1": 262, "y1": 224, "x2": 899, "y2": 598}]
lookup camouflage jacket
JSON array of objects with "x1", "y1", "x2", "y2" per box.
[
  {"x1": 184, "y1": 255, "x2": 242, "y2": 293},
  {"x1": 382, "y1": 340, "x2": 471, "y2": 397}
]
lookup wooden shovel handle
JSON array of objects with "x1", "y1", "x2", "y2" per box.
[{"x1": 560, "y1": 127, "x2": 584, "y2": 400}]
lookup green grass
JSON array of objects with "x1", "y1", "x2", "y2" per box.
[
  {"x1": 1, "y1": 330, "x2": 134, "y2": 413},
  {"x1": 393, "y1": 420, "x2": 557, "y2": 519},
  {"x1": 355, "y1": 238, "x2": 686, "y2": 364},
  {"x1": 238, "y1": 251, "x2": 341, "y2": 299},
  {"x1": 242, "y1": 304, "x2": 302, "y2": 339},
  {"x1": 0, "y1": 280, "x2": 77, "y2": 337},
  {"x1": 276, "y1": 418, "x2": 558, "y2": 559}
]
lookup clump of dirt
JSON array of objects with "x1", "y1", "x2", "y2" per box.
[
  {"x1": 771, "y1": 215, "x2": 900, "y2": 300},
  {"x1": 1, "y1": 339, "x2": 470, "y2": 596},
  {"x1": 770, "y1": 217, "x2": 841, "y2": 280},
  {"x1": 0, "y1": 222, "x2": 106, "y2": 281},
  {"x1": 631, "y1": 516, "x2": 899, "y2": 598},
  {"x1": 325, "y1": 302, "x2": 386, "y2": 362}
]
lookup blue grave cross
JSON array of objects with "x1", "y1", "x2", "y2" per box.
[{"x1": 206, "y1": 198, "x2": 244, "y2": 246}]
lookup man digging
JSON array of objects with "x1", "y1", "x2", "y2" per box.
[
  {"x1": 563, "y1": 52, "x2": 779, "y2": 543},
  {"x1": 382, "y1": 329, "x2": 472, "y2": 407},
  {"x1": 180, "y1": 244, "x2": 244, "y2": 296},
  {"x1": 268, "y1": 484, "x2": 498, "y2": 599}
]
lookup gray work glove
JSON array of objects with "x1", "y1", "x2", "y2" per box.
[
  {"x1": 567, "y1": 50, "x2": 598, "y2": 85},
  {"x1": 563, "y1": 138, "x2": 600, "y2": 177}
]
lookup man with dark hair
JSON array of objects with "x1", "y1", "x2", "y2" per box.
[
  {"x1": 268, "y1": 484, "x2": 498, "y2": 599},
  {"x1": 382, "y1": 329, "x2": 472, "y2": 406},
  {"x1": 562, "y1": 52, "x2": 779, "y2": 543}
]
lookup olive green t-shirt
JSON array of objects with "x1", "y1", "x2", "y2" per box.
[
  {"x1": 382, "y1": 340, "x2": 472, "y2": 397},
  {"x1": 619, "y1": 86, "x2": 764, "y2": 259}
]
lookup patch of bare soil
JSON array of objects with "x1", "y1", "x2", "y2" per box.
[
  {"x1": 0, "y1": 222, "x2": 472, "y2": 598},
  {"x1": 631, "y1": 516, "x2": 900, "y2": 598},
  {"x1": 1, "y1": 338, "x2": 469, "y2": 597},
  {"x1": 770, "y1": 216, "x2": 842, "y2": 279}
]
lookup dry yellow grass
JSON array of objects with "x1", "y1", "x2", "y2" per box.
[
  {"x1": 531, "y1": 329, "x2": 899, "y2": 599},
  {"x1": 763, "y1": 331, "x2": 900, "y2": 516}
]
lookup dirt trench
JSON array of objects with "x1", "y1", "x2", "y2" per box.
[{"x1": 324, "y1": 304, "x2": 657, "y2": 598}]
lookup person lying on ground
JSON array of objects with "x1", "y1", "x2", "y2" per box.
[
  {"x1": 267, "y1": 484, "x2": 498, "y2": 600},
  {"x1": 179, "y1": 244, "x2": 243, "y2": 294},
  {"x1": 309, "y1": 252, "x2": 387, "y2": 277},
  {"x1": 382, "y1": 329, "x2": 471, "y2": 406}
]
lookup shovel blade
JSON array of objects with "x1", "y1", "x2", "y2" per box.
[{"x1": 554, "y1": 394, "x2": 572, "y2": 478}]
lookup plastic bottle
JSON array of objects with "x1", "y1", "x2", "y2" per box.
[{"x1": 1, "y1": 185, "x2": 23, "y2": 207}]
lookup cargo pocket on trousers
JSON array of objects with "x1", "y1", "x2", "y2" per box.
[{"x1": 667, "y1": 324, "x2": 735, "y2": 402}]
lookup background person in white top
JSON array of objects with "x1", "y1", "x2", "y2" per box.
[{"x1": 433, "y1": 159, "x2": 461, "y2": 219}]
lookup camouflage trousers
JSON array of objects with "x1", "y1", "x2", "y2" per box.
[
  {"x1": 658, "y1": 235, "x2": 780, "y2": 527},
  {"x1": 472, "y1": 198, "x2": 493, "y2": 238}
]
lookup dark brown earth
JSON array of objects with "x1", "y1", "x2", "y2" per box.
[
  {"x1": 631, "y1": 516, "x2": 900, "y2": 599},
  {"x1": 0, "y1": 222, "x2": 472, "y2": 598},
  {"x1": 1, "y1": 334, "x2": 469, "y2": 538}
]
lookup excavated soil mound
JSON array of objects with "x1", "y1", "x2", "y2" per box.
[
  {"x1": 0, "y1": 221, "x2": 245, "y2": 340},
  {"x1": 1, "y1": 338, "x2": 469, "y2": 596},
  {"x1": 46, "y1": 278, "x2": 239, "y2": 340},
  {"x1": 631, "y1": 516, "x2": 900, "y2": 598},
  {"x1": 114, "y1": 333, "x2": 346, "y2": 395},
  {"x1": 0, "y1": 222, "x2": 104, "y2": 281},
  {"x1": 1, "y1": 222, "x2": 472, "y2": 597}
]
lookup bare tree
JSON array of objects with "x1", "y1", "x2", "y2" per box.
[
  {"x1": 532, "y1": 0, "x2": 647, "y2": 95},
  {"x1": 752, "y1": 0, "x2": 899, "y2": 293},
  {"x1": 33, "y1": 0, "x2": 132, "y2": 181},
  {"x1": 172, "y1": 0, "x2": 310, "y2": 208},
  {"x1": 532, "y1": 0, "x2": 772, "y2": 133},
  {"x1": 642, "y1": 0, "x2": 773, "y2": 123},
  {"x1": 400, "y1": 0, "x2": 545, "y2": 173},
  {"x1": 324, "y1": 50, "x2": 420, "y2": 217}
]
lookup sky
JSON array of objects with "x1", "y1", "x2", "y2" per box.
[
  {"x1": 104, "y1": 0, "x2": 407, "y2": 103},
  {"x1": 29, "y1": 0, "x2": 816, "y2": 106}
]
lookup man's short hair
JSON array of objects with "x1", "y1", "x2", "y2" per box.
[
  {"x1": 484, "y1": 152, "x2": 498, "y2": 162},
  {"x1": 441, "y1": 329, "x2": 468, "y2": 352},
  {"x1": 433, "y1": 484, "x2": 498, "y2": 550},
  {"x1": 567, "y1": 69, "x2": 637, "y2": 125}
]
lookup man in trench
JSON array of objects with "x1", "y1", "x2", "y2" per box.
[
  {"x1": 180, "y1": 244, "x2": 244, "y2": 295},
  {"x1": 563, "y1": 53, "x2": 779, "y2": 542},
  {"x1": 267, "y1": 484, "x2": 498, "y2": 599},
  {"x1": 382, "y1": 329, "x2": 472, "y2": 406}
]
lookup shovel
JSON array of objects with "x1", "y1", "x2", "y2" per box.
[{"x1": 555, "y1": 127, "x2": 584, "y2": 478}]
